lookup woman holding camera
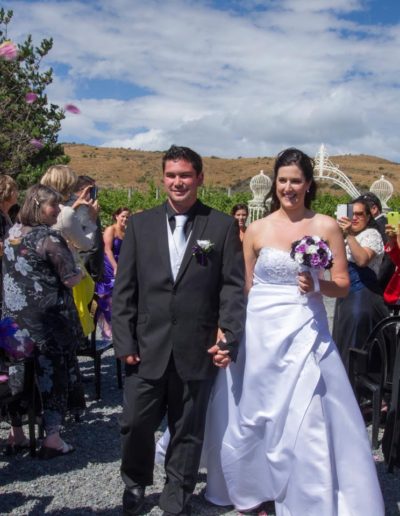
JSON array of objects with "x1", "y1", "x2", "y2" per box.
[
  {"x1": 40, "y1": 165, "x2": 99, "y2": 337},
  {"x1": 333, "y1": 196, "x2": 389, "y2": 370}
]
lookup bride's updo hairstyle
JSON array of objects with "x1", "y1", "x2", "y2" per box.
[{"x1": 266, "y1": 147, "x2": 317, "y2": 213}]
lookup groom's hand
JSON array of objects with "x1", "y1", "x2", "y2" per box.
[
  {"x1": 208, "y1": 329, "x2": 231, "y2": 368},
  {"x1": 121, "y1": 354, "x2": 141, "y2": 365}
]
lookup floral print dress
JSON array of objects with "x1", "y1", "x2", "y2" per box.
[{"x1": 2, "y1": 224, "x2": 84, "y2": 434}]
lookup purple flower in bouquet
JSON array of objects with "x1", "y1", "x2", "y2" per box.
[
  {"x1": 192, "y1": 239, "x2": 214, "y2": 265},
  {"x1": 0, "y1": 40, "x2": 18, "y2": 61},
  {"x1": 290, "y1": 235, "x2": 333, "y2": 270}
]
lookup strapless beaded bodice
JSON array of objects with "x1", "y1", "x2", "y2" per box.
[{"x1": 253, "y1": 247, "x2": 299, "y2": 286}]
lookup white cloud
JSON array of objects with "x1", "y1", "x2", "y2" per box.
[{"x1": 3, "y1": 0, "x2": 400, "y2": 160}]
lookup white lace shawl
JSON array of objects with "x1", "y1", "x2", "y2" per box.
[{"x1": 346, "y1": 227, "x2": 384, "y2": 275}]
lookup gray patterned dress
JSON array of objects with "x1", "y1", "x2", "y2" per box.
[{"x1": 2, "y1": 223, "x2": 84, "y2": 435}]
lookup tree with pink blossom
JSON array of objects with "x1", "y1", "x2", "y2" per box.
[{"x1": 0, "y1": 8, "x2": 68, "y2": 186}]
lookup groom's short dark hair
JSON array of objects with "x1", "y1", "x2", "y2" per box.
[{"x1": 162, "y1": 145, "x2": 203, "y2": 176}]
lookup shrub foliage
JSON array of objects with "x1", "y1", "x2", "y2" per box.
[{"x1": 0, "y1": 8, "x2": 67, "y2": 185}]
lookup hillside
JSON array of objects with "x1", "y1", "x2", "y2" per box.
[{"x1": 63, "y1": 144, "x2": 400, "y2": 195}]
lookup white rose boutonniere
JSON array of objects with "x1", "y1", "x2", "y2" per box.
[{"x1": 192, "y1": 239, "x2": 214, "y2": 265}]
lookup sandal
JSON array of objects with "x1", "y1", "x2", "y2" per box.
[
  {"x1": 4, "y1": 437, "x2": 31, "y2": 456},
  {"x1": 38, "y1": 441, "x2": 75, "y2": 460}
]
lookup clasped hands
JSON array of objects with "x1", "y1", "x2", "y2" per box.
[
  {"x1": 121, "y1": 328, "x2": 231, "y2": 369},
  {"x1": 208, "y1": 328, "x2": 231, "y2": 369}
]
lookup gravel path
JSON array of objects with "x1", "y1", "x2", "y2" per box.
[{"x1": 1, "y1": 298, "x2": 399, "y2": 515}]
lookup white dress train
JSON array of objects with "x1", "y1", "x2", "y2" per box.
[{"x1": 157, "y1": 247, "x2": 384, "y2": 515}]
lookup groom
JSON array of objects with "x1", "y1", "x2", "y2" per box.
[{"x1": 112, "y1": 145, "x2": 245, "y2": 515}]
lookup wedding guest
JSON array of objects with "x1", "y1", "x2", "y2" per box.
[
  {"x1": 0, "y1": 175, "x2": 29, "y2": 454},
  {"x1": 333, "y1": 196, "x2": 389, "y2": 370},
  {"x1": 2, "y1": 185, "x2": 83, "y2": 458},
  {"x1": 382, "y1": 223, "x2": 400, "y2": 305},
  {"x1": 40, "y1": 165, "x2": 99, "y2": 336},
  {"x1": 95, "y1": 207, "x2": 131, "y2": 342},
  {"x1": 231, "y1": 203, "x2": 248, "y2": 242},
  {"x1": 0, "y1": 175, "x2": 18, "y2": 314},
  {"x1": 112, "y1": 145, "x2": 245, "y2": 516},
  {"x1": 382, "y1": 225, "x2": 400, "y2": 467},
  {"x1": 361, "y1": 192, "x2": 395, "y2": 292},
  {"x1": 200, "y1": 148, "x2": 383, "y2": 515}
]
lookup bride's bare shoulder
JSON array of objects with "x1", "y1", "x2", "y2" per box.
[
  {"x1": 246, "y1": 214, "x2": 275, "y2": 234},
  {"x1": 312, "y1": 213, "x2": 342, "y2": 239}
]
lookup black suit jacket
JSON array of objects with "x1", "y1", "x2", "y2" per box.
[{"x1": 112, "y1": 201, "x2": 246, "y2": 381}]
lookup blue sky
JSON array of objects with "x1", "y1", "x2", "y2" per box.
[{"x1": 3, "y1": 0, "x2": 400, "y2": 161}]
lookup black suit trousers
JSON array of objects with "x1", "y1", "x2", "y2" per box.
[{"x1": 120, "y1": 357, "x2": 214, "y2": 513}]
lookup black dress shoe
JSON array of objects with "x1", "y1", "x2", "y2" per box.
[{"x1": 122, "y1": 486, "x2": 145, "y2": 515}]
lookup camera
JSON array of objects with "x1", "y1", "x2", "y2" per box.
[
  {"x1": 336, "y1": 204, "x2": 353, "y2": 219},
  {"x1": 89, "y1": 186, "x2": 98, "y2": 201}
]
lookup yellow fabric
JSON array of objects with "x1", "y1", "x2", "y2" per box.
[{"x1": 72, "y1": 272, "x2": 95, "y2": 337}]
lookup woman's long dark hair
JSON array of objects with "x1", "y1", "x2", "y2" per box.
[{"x1": 265, "y1": 148, "x2": 317, "y2": 213}]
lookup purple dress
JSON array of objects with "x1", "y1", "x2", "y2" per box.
[{"x1": 95, "y1": 237, "x2": 122, "y2": 340}]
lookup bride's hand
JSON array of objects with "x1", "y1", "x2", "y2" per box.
[
  {"x1": 211, "y1": 349, "x2": 231, "y2": 368},
  {"x1": 297, "y1": 271, "x2": 315, "y2": 294}
]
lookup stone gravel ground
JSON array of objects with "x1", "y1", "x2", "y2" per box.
[{"x1": 1, "y1": 297, "x2": 399, "y2": 515}]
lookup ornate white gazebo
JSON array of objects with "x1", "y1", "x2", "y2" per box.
[
  {"x1": 248, "y1": 170, "x2": 271, "y2": 222},
  {"x1": 370, "y1": 175, "x2": 393, "y2": 211}
]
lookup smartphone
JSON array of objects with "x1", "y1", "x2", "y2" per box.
[
  {"x1": 387, "y1": 211, "x2": 400, "y2": 228},
  {"x1": 336, "y1": 204, "x2": 353, "y2": 219},
  {"x1": 89, "y1": 186, "x2": 98, "y2": 201}
]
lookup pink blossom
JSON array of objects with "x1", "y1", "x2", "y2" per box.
[
  {"x1": 64, "y1": 104, "x2": 81, "y2": 114},
  {"x1": 30, "y1": 138, "x2": 44, "y2": 150},
  {"x1": 0, "y1": 40, "x2": 18, "y2": 61},
  {"x1": 25, "y1": 92, "x2": 38, "y2": 104}
]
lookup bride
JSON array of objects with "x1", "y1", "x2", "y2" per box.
[{"x1": 158, "y1": 148, "x2": 384, "y2": 515}]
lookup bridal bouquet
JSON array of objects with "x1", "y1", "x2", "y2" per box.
[{"x1": 290, "y1": 235, "x2": 333, "y2": 271}]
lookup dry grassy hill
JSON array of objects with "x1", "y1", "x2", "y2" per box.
[{"x1": 63, "y1": 144, "x2": 400, "y2": 195}]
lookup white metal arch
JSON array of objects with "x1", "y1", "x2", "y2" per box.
[{"x1": 314, "y1": 144, "x2": 360, "y2": 198}]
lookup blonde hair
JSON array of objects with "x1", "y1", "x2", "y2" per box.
[
  {"x1": 0, "y1": 175, "x2": 18, "y2": 205},
  {"x1": 40, "y1": 165, "x2": 77, "y2": 201}
]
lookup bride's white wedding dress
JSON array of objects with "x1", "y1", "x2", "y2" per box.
[{"x1": 157, "y1": 247, "x2": 384, "y2": 515}]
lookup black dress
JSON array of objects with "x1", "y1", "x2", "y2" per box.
[{"x1": 332, "y1": 227, "x2": 389, "y2": 371}]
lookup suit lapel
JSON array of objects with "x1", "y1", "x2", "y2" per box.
[
  {"x1": 174, "y1": 204, "x2": 209, "y2": 285},
  {"x1": 155, "y1": 205, "x2": 174, "y2": 281}
]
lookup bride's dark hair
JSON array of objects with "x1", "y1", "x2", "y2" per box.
[{"x1": 265, "y1": 148, "x2": 317, "y2": 213}]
